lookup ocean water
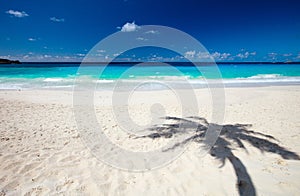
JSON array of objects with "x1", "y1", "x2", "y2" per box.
[{"x1": 0, "y1": 63, "x2": 300, "y2": 90}]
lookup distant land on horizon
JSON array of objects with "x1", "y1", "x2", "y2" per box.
[
  {"x1": 1, "y1": 58, "x2": 300, "y2": 66},
  {"x1": 12, "y1": 61, "x2": 300, "y2": 65},
  {"x1": 0, "y1": 58, "x2": 21, "y2": 64}
]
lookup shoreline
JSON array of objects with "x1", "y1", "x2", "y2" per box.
[
  {"x1": 0, "y1": 84, "x2": 299, "y2": 92},
  {"x1": 1, "y1": 77, "x2": 300, "y2": 91}
]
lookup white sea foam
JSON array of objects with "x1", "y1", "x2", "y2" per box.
[
  {"x1": 42, "y1": 85, "x2": 74, "y2": 89},
  {"x1": 247, "y1": 74, "x2": 282, "y2": 79},
  {"x1": 0, "y1": 84, "x2": 23, "y2": 90},
  {"x1": 95, "y1": 79, "x2": 114, "y2": 83},
  {"x1": 43, "y1": 78, "x2": 65, "y2": 82},
  {"x1": 147, "y1": 75, "x2": 191, "y2": 80}
]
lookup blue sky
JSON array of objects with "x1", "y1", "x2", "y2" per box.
[{"x1": 1, "y1": 0, "x2": 300, "y2": 62}]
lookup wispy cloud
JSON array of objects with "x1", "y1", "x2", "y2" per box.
[
  {"x1": 237, "y1": 52, "x2": 249, "y2": 59},
  {"x1": 28, "y1": 38, "x2": 36, "y2": 42},
  {"x1": 22, "y1": 55, "x2": 30, "y2": 59},
  {"x1": 184, "y1": 50, "x2": 196, "y2": 58},
  {"x1": 283, "y1": 53, "x2": 292, "y2": 57},
  {"x1": 6, "y1": 10, "x2": 29, "y2": 18},
  {"x1": 136, "y1": 37, "x2": 148, "y2": 41},
  {"x1": 77, "y1": 53, "x2": 85, "y2": 57},
  {"x1": 197, "y1": 52, "x2": 212, "y2": 59},
  {"x1": 236, "y1": 51, "x2": 256, "y2": 59},
  {"x1": 50, "y1": 17, "x2": 65, "y2": 22},
  {"x1": 120, "y1": 22, "x2": 140, "y2": 32},
  {"x1": 145, "y1": 30, "x2": 159, "y2": 34},
  {"x1": 95, "y1": 49, "x2": 106, "y2": 56},
  {"x1": 0, "y1": 55, "x2": 11, "y2": 59},
  {"x1": 184, "y1": 51, "x2": 231, "y2": 61},
  {"x1": 268, "y1": 52, "x2": 277, "y2": 61},
  {"x1": 211, "y1": 52, "x2": 231, "y2": 60},
  {"x1": 2, "y1": 53, "x2": 86, "y2": 62}
]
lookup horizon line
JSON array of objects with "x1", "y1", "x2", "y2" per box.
[{"x1": 18, "y1": 61, "x2": 300, "y2": 64}]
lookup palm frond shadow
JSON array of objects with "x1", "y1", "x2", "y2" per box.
[{"x1": 140, "y1": 116, "x2": 300, "y2": 196}]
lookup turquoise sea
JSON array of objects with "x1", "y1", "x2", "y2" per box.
[{"x1": 0, "y1": 63, "x2": 300, "y2": 90}]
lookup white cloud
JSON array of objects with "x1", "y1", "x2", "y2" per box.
[
  {"x1": 237, "y1": 53, "x2": 245, "y2": 58},
  {"x1": 148, "y1": 55, "x2": 163, "y2": 62},
  {"x1": 145, "y1": 30, "x2": 158, "y2": 34},
  {"x1": 183, "y1": 50, "x2": 232, "y2": 61},
  {"x1": 197, "y1": 52, "x2": 212, "y2": 59},
  {"x1": 184, "y1": 50, "x2": 196, "y2": 58},
  {"x1": 28, "y1": 38, "x2": 36, "y2": 42},
  {"x1": 211, "y1": 52, "x2": 231, "y2": 60},
  {"x1": 50, "y1": 17, "x2": 65, "y2": 22},
  {"x1": 222, "y1": 53, "x2": 231, "y2": 59},
  {"x1": 283, "y1": 53, "x2": 292, "y2": 57},
  {"x1": 6, "y1": 10, "x2": 29, "y2": 18},
  {"x1": 266, "y1": 52, "x2": 278, "y2": 61},
  {"x1": 0, "y1": 55, "x2": 11, "y2": 59},
  {"x1": 95, "y1": 50, "x2": 106, "y2": 56},
  {"x1": 121, "y1": 22, "x2": 140, "y2": 32},
  {"x1": 244, "y1": 52, "x2": 250, "y2": 58},
  {"x1": 4, "y1": 53, "x2": 86, "y2": 62},
  {"x1": 77, "y1": 53, "x2": 85, "y2": 57},
  {"x1": 268, "y1": 52, "x2": 277, "y2": 58},
  {"x1": 136, "y1": 37, "x2": 147, "y2": 41},
  {"x1": 236, "y1": 51, "x2": 255, "y2": 59},
  {"x1": 184, "y1": 51, "x2": 231, "y2": 61}
]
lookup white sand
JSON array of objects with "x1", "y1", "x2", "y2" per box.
[{"x1": 0, "y1": 86, "x2": 300, "y2": 195}]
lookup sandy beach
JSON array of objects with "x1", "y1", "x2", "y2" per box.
[{"x1": 1, "y1": 86, "x2": 300, "y2": 195}]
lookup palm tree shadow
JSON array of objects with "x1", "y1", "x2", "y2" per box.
[{"x1": 139, "y1": 116, "x2": 300, "y2": 196}]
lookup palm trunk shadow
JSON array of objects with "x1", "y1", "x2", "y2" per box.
[
  {"x1": 210, "y1": 137, "x2": 256, "y2": 195},
  {"x1": 227, "y1": 151, "x2": 256, "y2": 196}
]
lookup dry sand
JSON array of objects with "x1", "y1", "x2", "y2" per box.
[{"x1": 0, "y1": 86, "x2": 300, "y2": 195}]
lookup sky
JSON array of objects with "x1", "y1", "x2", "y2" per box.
[{"x1": 0, "y1": 0, "x2": 300, "y2": 62}]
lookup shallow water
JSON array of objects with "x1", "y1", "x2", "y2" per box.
[{"x1": 0, "y1": 63, "x2": 300, "y2": 90}]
